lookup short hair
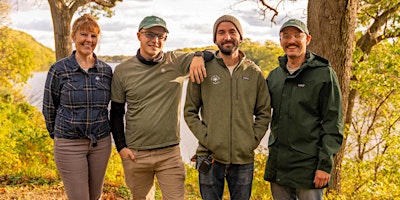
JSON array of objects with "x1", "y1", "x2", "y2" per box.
[{"x1": 71, "y1": 14, "x2": 100, "y2": 36}]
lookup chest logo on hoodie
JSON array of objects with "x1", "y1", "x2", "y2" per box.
[{"x1": 211, "y1": 75, "x2": 220, "y2": 84}]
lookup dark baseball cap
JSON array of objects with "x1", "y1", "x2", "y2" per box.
[
  {"x1": 138, "y1": 15, "x2": 169, "y2": 33},
  {"x1": 280, "y1": 19, "x2": 309, "y2": 35}
]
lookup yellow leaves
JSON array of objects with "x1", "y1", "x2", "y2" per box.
[
  {"x1": 0, "y1": 28, "x2": 55, "y2": 91},
  {"x1": 0, "y1": 98, "x2": 54, "y2": 177},
  {"x1": 239, "y1": 39, "x2": 283, "y2": 77},
  {"x1": 344, "y1": 40, "x2": 400, "y2": 198}
]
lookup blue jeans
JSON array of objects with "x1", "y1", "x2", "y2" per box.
[
  {"x1": 270, "y1": 182, "x2": 324, "y2": 200},
  {"x1": 196, "y1": 156, "x2": 254, "y2": 200}
]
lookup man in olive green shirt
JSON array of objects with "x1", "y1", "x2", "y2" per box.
[{"x1": 110, "y1": 15, "x2": 211, "y2": 200}]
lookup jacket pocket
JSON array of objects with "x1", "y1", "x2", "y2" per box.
[
  {"x1": 94, "y1": 81, "x2": 111, "y2": 106},
  {"x1": 291, "y1": 143, "x2": 319, "y2": 157},
  {"x1": 60, "y1": 82, "x2": 85, "y2": 105}
]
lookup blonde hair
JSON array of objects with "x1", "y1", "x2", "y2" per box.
[{"x1": 71, "y1": 14, "x2": 100, "y2": 36}]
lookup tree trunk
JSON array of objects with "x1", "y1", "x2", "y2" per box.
[
  {"x1": 46, "y1": 0, "x2": 121, "y2": 60},
  {"x1": 48, "y1": 0, "x2": 73, "y2": 61},
  {"x1": 306, "y1": 0, "x2": 359, "y2": 193}
]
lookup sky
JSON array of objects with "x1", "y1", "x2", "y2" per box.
[{"x1": 9, "y1": 0, "x2": 307, "y2": 56}]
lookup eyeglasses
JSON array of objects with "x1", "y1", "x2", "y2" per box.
[
  {"x1": 140, "y1": 31, "x2": 167, "y2": 40},
  {"x1": 280, "y1": 33, "x2": 306, "y2": 41}
]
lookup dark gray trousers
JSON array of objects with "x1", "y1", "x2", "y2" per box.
[{"x1": 54, "y1": 135, "x2": 111, "y2": 200}]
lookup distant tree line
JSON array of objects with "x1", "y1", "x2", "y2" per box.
[{"x1": 98, "y1": 39, "x2": 283, "y2": 76}]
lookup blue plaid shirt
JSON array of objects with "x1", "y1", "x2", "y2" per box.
[{"x1": 43, "y1": 51, "x2": 112, "y2": 144}]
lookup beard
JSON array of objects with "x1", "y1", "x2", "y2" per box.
[{"x1": 217, "y1": 41, "x2": 239, "y2": 56}]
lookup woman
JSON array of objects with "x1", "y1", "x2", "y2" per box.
[{"x1": 42, "y1": 14, "x2": 112, "y2": 200}]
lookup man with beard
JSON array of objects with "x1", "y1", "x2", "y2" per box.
[{"x1": 184, "y1": 15, "x2": 272, "y2": 200}]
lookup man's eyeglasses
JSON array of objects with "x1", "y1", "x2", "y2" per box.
[
  {"x1": 140, "y1": 31, "x2": 167, "y2": 40},
  {"x1": 280, "y1": 33, "x2": 306, "y2": 41}
]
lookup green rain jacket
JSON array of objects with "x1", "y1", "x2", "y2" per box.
[
  {"x1": 184, "y1": 51, "x2": 271, "y2": 164},
  {"x1": 264, "y1": 52, "x2": 344, "y2": 189}
]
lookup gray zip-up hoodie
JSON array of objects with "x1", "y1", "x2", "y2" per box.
[{"x1": 184, "y1": 50, "x2": 271, "y2": 164}]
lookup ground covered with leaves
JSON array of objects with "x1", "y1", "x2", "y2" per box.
[{"x1": 0, "y1": 175, "x2": 127, "y2": 200}]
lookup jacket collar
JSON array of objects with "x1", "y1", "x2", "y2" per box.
[
  {"x1": 214, "y1": 50, "x2": 246, "y2": 69},
  {"x1": 70, "y1": 50, "x2": 101, "y2": 72},
  {"x1": 278, "y1": 51, "x2": 330, "y2": 77},
  {"x1": 136, "y1": 49, "x2": 164, "y2": 65}
]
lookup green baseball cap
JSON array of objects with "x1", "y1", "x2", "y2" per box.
[
  {"x1": 138, "y1": 15, "x2": 169, "y2": 33},
  {"x1": 280, "y1": 19, "x2": 309, "y2": 35}
]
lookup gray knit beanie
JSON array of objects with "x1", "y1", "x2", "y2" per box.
[{"x1": 213, "y1": 15, "x2": 243, "y2": 42}]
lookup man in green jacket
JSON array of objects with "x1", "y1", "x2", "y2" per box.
[
  {"x1": 184, "y1": 15, "x2": 272, "y2": 200},
  {"x1": 264, "y1": 19, "x2": 344, "y2": 200}
]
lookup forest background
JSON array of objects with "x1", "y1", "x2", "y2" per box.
[{"x1": 1, "y1": 0, "x2": 399, "y2": 199}]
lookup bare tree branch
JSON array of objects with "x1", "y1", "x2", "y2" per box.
[
  {"x1": 259, "y1": 0, "x2": 280, "y2": 22},
  {"x1": 92, "y1": 0, "x2": 120, "y2": 7}
]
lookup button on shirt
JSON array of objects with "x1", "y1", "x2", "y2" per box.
[{"x1": 42, "y1": 51, "x2": 113, "y2": 144}]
